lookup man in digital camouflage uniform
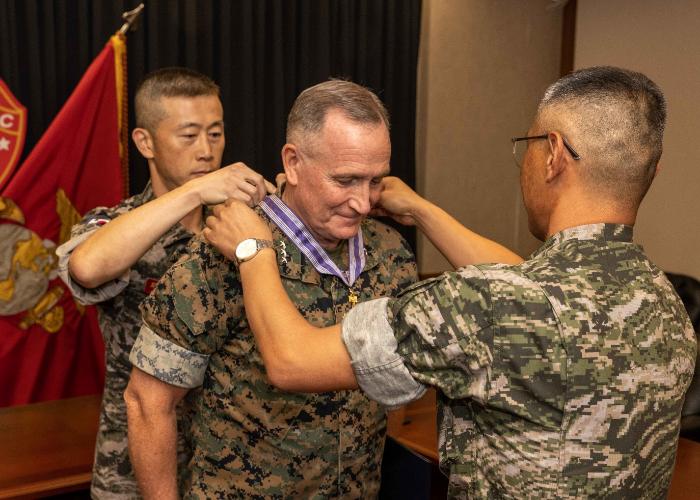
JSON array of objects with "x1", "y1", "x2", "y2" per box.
[
  {"x1": 209, "y1": 66, "x2": 698, "y2": 499},
  {"x1": 56, "y1": 67, "x2": 271, "y2": 499},
  {"x1": 124, "y1": 80, "x2": 421, "y2": 498}
]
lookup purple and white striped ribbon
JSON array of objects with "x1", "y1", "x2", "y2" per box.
[{"x1": 260, "y1": 195, "x2": 365, "y2": 286}]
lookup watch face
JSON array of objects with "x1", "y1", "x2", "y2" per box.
[{"x1": 235, "y1": 239, "x2": 258, "y2": 261}]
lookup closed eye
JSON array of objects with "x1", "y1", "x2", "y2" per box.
[{"x1": 336, "y1": 178, "x2": 355, "y2": 186}]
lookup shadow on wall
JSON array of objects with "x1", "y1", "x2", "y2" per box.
[{"x1": 666, "y1": 272, "x2": 700, "y2": 442}]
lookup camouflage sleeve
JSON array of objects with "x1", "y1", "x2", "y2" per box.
[
  {"x1": 55, "y1": 207, "x2": 129, "y2": 305},
  {"x1": 343, "y1": 267, "x2": 494, "y2": 406},
  {"x1": 131, "y1": 237, "x2": 239, "y2": 387}
]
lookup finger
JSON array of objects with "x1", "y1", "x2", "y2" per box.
[
  {"x1": 232, "y1": 178, "x2": 258, "y2": 197},
  {"x1": 251, "y1": 174, "x2": 267, "y2": 202},
  {"x1": 230, "y1": 192, "x2": 254, "y2": 207},
  {"x1": 264, "y1": 179, "x2": 276, "y2": 195},
  {"x1": 275, "y1": 173, "x2": 286, "y2": 189},
  {"x1": 228, "y1": 161, "x2": 252, "y2": 173}
]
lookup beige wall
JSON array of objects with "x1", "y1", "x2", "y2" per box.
[
  {"x1": 416, "y1": 0, "x2": 563, "y2": 273},
  {"x1": 575, "y1": 0, "x2": 700, "y2": 279}
]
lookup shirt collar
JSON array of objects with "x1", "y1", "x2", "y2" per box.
[
  {"x1": 257, "y1": 207, "x2": 379, "y2": 284},
  {"x1": 533, "y1": 223, "x2": 634, "y2": 258},
  {"x1": 134, "y1": 181, "x2": 155, "y2": 204}
]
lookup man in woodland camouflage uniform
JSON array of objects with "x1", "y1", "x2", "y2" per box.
[
  {"x1": 125, "y1": 80, "x2": 419, "y2": 498},
  {"x1": 56, "y1": 68, "x2": 271, "y2": 499},
  {"x1": 208, "y1": 66, "x2": 697, "y2": 499}
]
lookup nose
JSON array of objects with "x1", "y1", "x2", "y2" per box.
[
  {"x1": 347, "y1": 183, "x2": 372, "y2": 216},
  {"x1": 196, "y1": 132, "x2": 214, "y2": 161}
]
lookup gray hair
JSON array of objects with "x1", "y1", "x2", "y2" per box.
[
  {"x1": 538, "y1": 66, "x2": 666, "y2": 206},
  {"x1": 286, "y1": 79, "x2": 390, "y2": 149},
  {"x1": 134, "y1": 67, "x2": 220, "y2": 132}
]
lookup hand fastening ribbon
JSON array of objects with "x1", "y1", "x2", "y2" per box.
[{"x1": 260, "y1": 195, "x2": 365, "y2": 287}]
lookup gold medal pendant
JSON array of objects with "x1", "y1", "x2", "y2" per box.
[{"x1": 348, "y1": 290, "x2": 358, "y2": 307}]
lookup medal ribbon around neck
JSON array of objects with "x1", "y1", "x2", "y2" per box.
[{"x1": 260, "y1": 195, "x2": 365, "y2": 287}]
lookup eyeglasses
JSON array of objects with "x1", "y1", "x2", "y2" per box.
[{"x1": 511, "y1": 133, "x2": 581, "y2": 168}]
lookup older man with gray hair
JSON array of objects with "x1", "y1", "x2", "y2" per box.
[
  {"x1": 125, "y1": 79, "x2": 456, "y2": 498},
  {"x1": 208, "y1": 66, "x2": 697, "y2": 499}
]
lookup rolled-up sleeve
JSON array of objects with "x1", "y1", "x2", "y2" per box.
[
  {"x1": 342, "y1": 269, "x2": 495, "y2": 406},
  {"x1": 132, "y1": 236, "x2": 239, "y2": 387},
  {"x1": 342, "y1": 298, "x2": 427, "y2": 409},
  {"x1": 56, "y1": 224, "x2": 130, "y2": 305},
  {"x1": 130, "y1": 324, "x2": 209, "y2": 388}
]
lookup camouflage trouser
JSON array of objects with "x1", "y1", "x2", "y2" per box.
[{"x1": 90, "y1": 383, "x2": 141, "y2": 499}]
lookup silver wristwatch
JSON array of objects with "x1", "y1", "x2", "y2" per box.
[{"x1": 234, "y1": 238, "x2": 274, "y2": 263}]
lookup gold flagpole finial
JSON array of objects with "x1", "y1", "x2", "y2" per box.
[{"x1": 119, "y1": 3, "x2": 145, "y2": 35}]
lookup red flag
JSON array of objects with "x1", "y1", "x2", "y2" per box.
[
  {"x1": 0, "y1": 35, "x2": 128, "y2": 406},
  {"x1": 0, "y1": 80, "x2": 27, "y2": 191}
]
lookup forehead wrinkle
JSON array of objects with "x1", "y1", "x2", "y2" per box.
[{"x1": 325, "y1": 159, "x2": 391, "y2": 180}]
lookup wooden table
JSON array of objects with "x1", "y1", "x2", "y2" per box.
[
  {"x1": 387, "y1": 388, "x2": 439, "y2": 462},
  {"x1": 0, "y1": 394, "x2": 100, "y2": 499},
  {"x1": 387, "y1": 388, "x2": 700, "y2": 497},
  {"x1": 1, "y1": 391, "x2": 697, "y2": 498}
]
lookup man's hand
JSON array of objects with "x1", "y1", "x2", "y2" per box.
[
  {"x1": 189, "y1": 162, "x2": 276, "y2": 207},
  {"x1": 203, "y1": 199, "x2": 273, "y2": 261},
  {"x1": 370, "y1": 176, "x2": 428, "y2": 226}
]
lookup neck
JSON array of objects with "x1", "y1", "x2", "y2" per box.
[
  {"x1": 180, "y1": 207, "x2": 204, "y2": 234},
  {"x1": 545, "y1": 193, "x2": 637, "y2": 239},
  {"x1": 149, "y1": 165, "x2": 203, "y2": 233},
  {"x1": 280, "y1": 188, "x2": 342, "y2": 250},
  {"x1": 148, "y1": 162, "x2": 170, "y2": 198}
]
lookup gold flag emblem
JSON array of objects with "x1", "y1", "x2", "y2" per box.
[{"x1": 0, "y1": 190, "x2": 83, "y2": 333}]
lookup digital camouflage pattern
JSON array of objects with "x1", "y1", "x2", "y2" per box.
[
  {"x1": 57, "y1": 183, "x2": 197, "y2": 499},
  {"x1": 133, "y1": 211, "x2": 417, "y2": 499},
  {"x1": 377, "y1": 224, "x2": 695, "y2": 499}
]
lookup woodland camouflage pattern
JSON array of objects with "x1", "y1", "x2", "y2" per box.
[
  {"x1": 381, "y1": 223, "x2": 696, "y2": 499},
  {"x1": 57, "y1": 184, "x2": 196, "y2": 499},
  {"x1": 134, "y1": 210, "x2": 417, "y2": 499}
]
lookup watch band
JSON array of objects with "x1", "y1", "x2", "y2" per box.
[{"x1": 236, "y1": 238, "x2": 274, "y2": 263}]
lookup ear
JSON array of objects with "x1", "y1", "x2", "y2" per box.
[
  {"x1": 132, "y1": 128, "x2": 155, "y2": 160},
  {"x1": 544, "y1": 132, "x2": 567, "y2": 183},
  {"x1": 132, "y1": 128, "x2": 155, "y2": 159},
  {"x1": 281, "y1": 143, "x2": 301, "y2": 187}
]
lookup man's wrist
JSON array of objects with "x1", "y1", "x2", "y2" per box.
[
  {"x1": 238, "y1": 247, "x2": 276, "y2": 270},
  {"x1": 410, "y1": 198, "x2": 434, "y2": 229},
  {"x1": 169, "y1": 181, "x2": 204, "y2": 210},
  {"x1": 235, "y1": 238, "x2": 274, "y2": 263}
]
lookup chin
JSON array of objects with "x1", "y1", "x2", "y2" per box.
[
  {"x1": 527, "y1": 220, "x2": 546, "y2": 242},
  {"x1": 330, "y1": 224, "x2": 361, "y2": 241}
]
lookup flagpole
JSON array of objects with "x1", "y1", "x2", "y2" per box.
[
  {"x1": 119, "y1": 3, "x2": 145, "y2": 35},
  {"x1": 113, "y1": 4, "x2": 144, "y2": 196}
]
